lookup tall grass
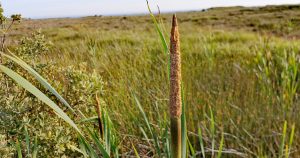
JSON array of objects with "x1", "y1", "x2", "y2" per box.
[{"x1": 1, "y1": 3, "x2": 300, "y2": 157}]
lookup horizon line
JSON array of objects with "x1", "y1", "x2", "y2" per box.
[{"x1": 14, "y1": 3, "x2": 300, "y2": 20}]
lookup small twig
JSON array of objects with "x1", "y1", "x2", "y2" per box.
[{"x1": 1, "y1": 20, "x2": 14, "y2": 51}]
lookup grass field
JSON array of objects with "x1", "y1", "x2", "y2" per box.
[{"x1": 1, "y1": 4, "x2": 300, "y2": 157}]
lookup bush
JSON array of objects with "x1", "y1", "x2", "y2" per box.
[{"x1": 0, "y1": 32, "x2": 105, "y2": 157}]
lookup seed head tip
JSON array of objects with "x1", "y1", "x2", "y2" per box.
[{"x1": 172, "y1": 14, "x2": 177, "y2": 27}]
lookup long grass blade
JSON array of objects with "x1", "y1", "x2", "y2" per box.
[
  {"x1": 78, "y1": 137, "x2": 88, "y2": 158},
  {"x1": 164, "y1": 134, "x2": 171, "y2": 158},
  {"x1": 79, "y1": 135, "x2": 99, "y2": 158},
  {"x1": 140, "y1": 127, "x2": 151, "y2": 147},
  {"x1": 0, "y1": 65, "x2": 82, "y2": 135},
  {"x1": 209, "y1": 106, "x2": 215, "y2": 157},
  {"x1": 134, "y1": 94, "x2": 161, "y2": 156},
  {"x1": 188, "y1": 139, "x2": 196, "y2": 158},
  {"x1": 24, "y1": 126, "x2": 30, "y2": 156},
  {"x1": 32, "y1": 136, "x2": 38, "y2": 158},
  {"x1": 86, "y1": 127, "x2": 110, "y2": 158},
  {"x1": 285, "y1": 145, "x2": 289, "y2": 158},
  {"x1": 1, "y1": 51, "x2": 76, "y2": 114},
  {"x1": 146, "y1": 0, "x2": 170, "y2": 78},
  {"x1": 17, "y1": 141, "x2": 22, "y2": 158},
  {"x1": 68, "y1": 144, "x2": 87, "y2": 156},
  {"x1": 287, "y1": 123, "x2": 295, "y2": 158},
  {"x1": 146, "y1": 0, "x2": 168, "y2": 54},
  {"x1": 79, "y1": 116, "x2": 98, "y2": 123},
  {"x1": 103, "y1": 110, "x2": 111, "y2": 155},
  {"x1": 15, "y1": 140, "x2": 22, "y2": 158},
  {"x1": 181, "y1": 85, "x2": 187, "y2": 158},
  {"x1": 198, "y1": 127, "x2": 206, "y2": 158},
  {"x1": 217, "y1": 132, "x2": 224, "y2": 158},
  {"x1": 280, "y1": 121, "x2": 287, "y2": 158},
  {"x1": 132, "y1": 143, "x2": 141, "y2": 158}
]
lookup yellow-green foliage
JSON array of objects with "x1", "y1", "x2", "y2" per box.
[{"x1": 0, "y1": 33, "x2": 105, "y2": 157}]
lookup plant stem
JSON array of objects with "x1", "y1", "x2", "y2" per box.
[
  {"x1": 95, "y1": 93, "x2": 103, "y2": 138},
  {"x1": 171, "y1": 117, "x2": 181, "y2": 158}
]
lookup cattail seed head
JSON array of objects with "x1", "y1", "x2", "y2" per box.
[{"x1": 169, "y1": 14, "x2": 182, "y2": 118}]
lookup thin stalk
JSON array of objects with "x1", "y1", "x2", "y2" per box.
[
  {"x1": 171, "y1": 117, "x2": 181, "y2": 158},
  {"x1": 95, "y1": 93, "x2": 104, "y2": 139},
  {"x1": 169, "y1": 14, "x2": 182, "y2": 158},
  {"x1": 1, "y1": 20, "x2": 14, "y2": 51}
]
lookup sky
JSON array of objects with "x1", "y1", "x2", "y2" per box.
[{"x1": 2, "y1": 0, "x2": 300, "y2": 19}]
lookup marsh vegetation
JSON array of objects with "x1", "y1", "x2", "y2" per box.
[{"x1": 1, "y1": 4, "x2": 300, "y2": 158}]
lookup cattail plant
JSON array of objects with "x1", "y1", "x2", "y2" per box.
[{"x1": 169, "y1": 14, "x2": 182, "y2": 158}]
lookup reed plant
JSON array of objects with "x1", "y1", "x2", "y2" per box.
[{"x1": 169, "y1": 14, "x2": 182, "y2": 158}]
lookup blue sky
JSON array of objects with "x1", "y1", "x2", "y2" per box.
[{"x1": 2, "y1": 0, "x2": 300, "y2": 19}]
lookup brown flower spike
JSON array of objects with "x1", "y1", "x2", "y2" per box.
[
  {"x1": 169, "y1": 14, "x2": 182, "y2": 158},
  {"x1": 170, "y1": 14, "x2": 182, "y2": 118}
]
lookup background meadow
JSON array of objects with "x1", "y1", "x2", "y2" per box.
[{"x1": 1, "y1": 4, "x2": 300, "y2": 157}]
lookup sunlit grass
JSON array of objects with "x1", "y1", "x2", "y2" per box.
[{"x1": 1, "y1": 4, "x2": 300, "y2": 157}]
